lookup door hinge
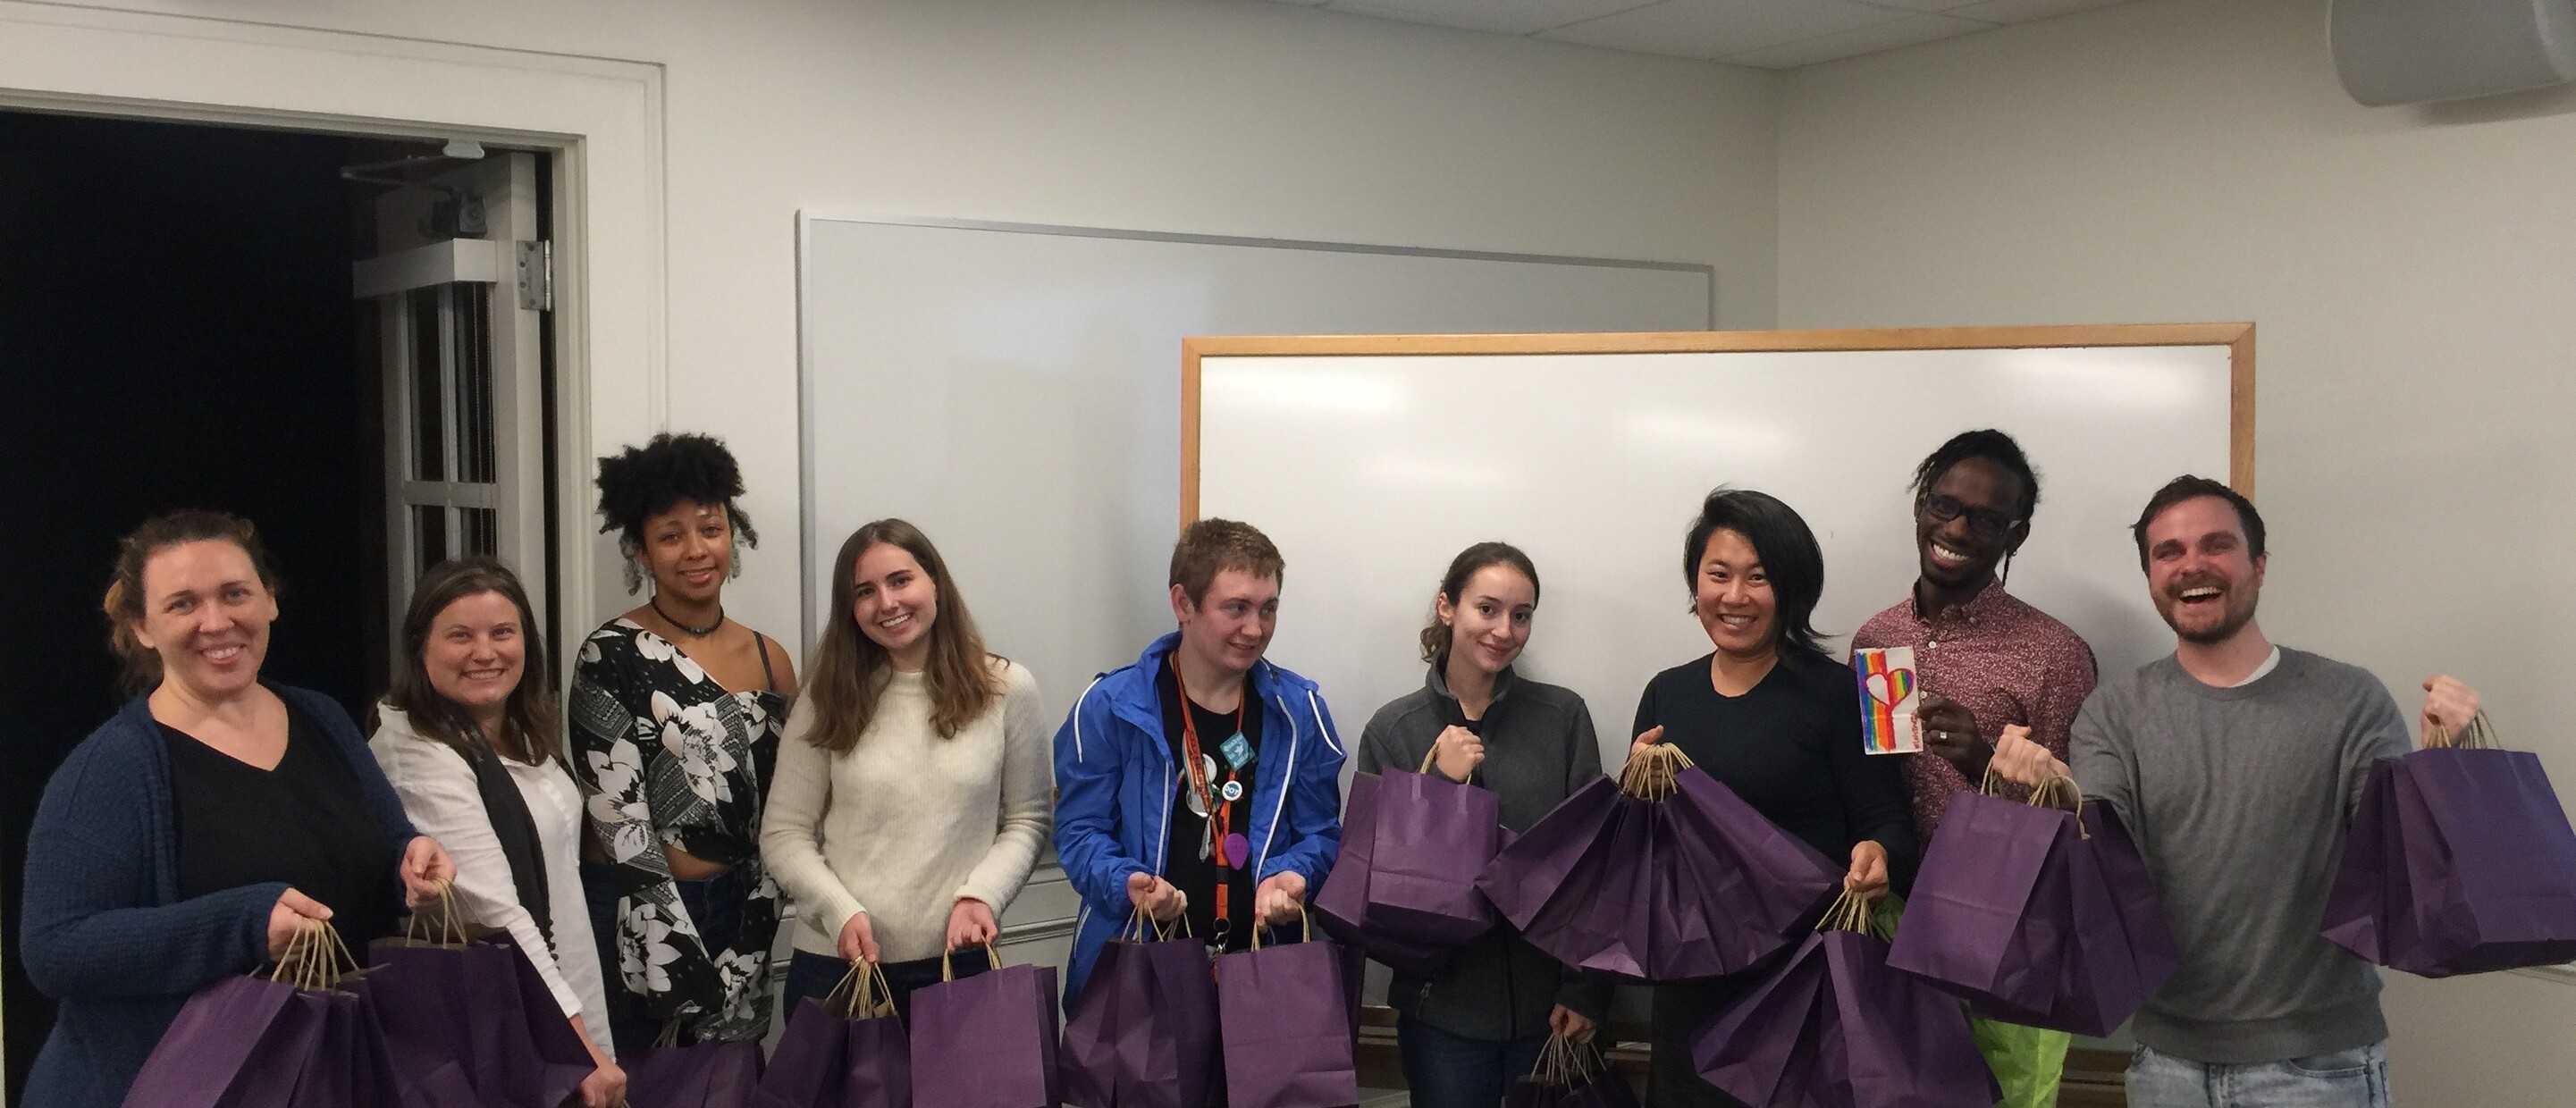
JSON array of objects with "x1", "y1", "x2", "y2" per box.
[{"x1": 516, "y1": 239, "x2": 553, "y2": 312}]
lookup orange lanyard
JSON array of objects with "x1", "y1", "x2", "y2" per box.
[{"x1": 1172, "y1": 657, "x2": 1246, "y2": 928}]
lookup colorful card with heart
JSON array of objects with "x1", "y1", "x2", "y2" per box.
[{"x1": 1851, "y1": 646, "x2": 1923, "y2": 754}]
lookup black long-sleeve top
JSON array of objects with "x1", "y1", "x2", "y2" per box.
[{"x1": 1631, "y1": 649, "x2": 1918, "y2": 894}]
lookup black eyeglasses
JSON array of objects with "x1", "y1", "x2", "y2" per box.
[{"x1": 1919, "y1": 492, "x2": 2024, "y2": 539}]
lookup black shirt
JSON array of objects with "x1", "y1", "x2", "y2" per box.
[
  {"x1": 1630, "y1": 650, "x2": 1919, "y2": 891},
  {"x1": 1155, "y1": 660, "x2": 1265, "y2": 953},
  {"x1": 162, "y1": 703, "x2": 403, "y2": 948}
]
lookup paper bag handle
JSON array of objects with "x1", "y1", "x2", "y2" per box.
[
  {"x1": 940, "y1": 942, "x2": 1002, "y2": 981},
  {"x1": 2426, "y1": 710, "x2": 2497, "y2": 751},
  {"x1": 1249, "y1": 907, "x2": 1313, "y2": 950}
]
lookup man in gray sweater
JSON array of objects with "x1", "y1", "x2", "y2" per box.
[{"x1": 1993, "y1": 476, "x2": 2479, "y2": 1108}]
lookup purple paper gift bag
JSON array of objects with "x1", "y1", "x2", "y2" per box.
[
  {"x1": 1364, "y1": 768, "x2": 1503, "y2": 938},
  {"x1": 1317, "y1": 772, "x2": 1453, "y2": 975},
  {"x1": 1886, "y1": 788, "x2": 2075, "y2": 1014},
  {"x1": 123, "y1": 975, "x2": 294, "y2": 1108},
  {"x1": 1484, "y1": 755, "x2": 1838, "y2": 983},
  {"x1": 2323, "y1": 744, "x2": 2576, "y2": 977},
  {"x1": 1697, "y1": 904, "x2": 1993, "y2": 1108},
  {"x1": 910, "y1": 951, "x2": 1062, "y2": 1108},
  {"x1": 627, "y1": 1038, "x2": 763, "y2": 1108},
  {"x1": 1217, "y1": 928, "x2": 1362, "y2": 1108},
  {"x1": 1060, "y1": 922, "x2": 1220, "y2": 1108}
]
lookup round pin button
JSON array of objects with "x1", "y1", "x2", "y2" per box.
[{"x1": 1220, "y1": 779, "x2": 1245, "y2": 802}]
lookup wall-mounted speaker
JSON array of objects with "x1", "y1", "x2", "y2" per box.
[{"x1": 2332, "y1": 0, "x2": 2576, "y2": 105}]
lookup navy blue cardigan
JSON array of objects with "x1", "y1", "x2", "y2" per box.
[{"x1": 19, "y1": 684, "x2": 420, "y2": 1108}]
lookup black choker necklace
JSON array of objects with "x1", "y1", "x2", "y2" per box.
[{"x1": 651, "y1": 596, "x2": 724, "y2": 637}]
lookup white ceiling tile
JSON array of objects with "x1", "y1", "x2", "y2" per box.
[
  {"x1": 1946, "y1": 0, "x2": 2137, "y2": 22},
  {"x1": 1539, "y1": 0, "x2": 1909, "y2": 61},
  {"x1": 1318, "y1": 0, "x2": 1658, "y2": 38},
  {"x1": 1719, "y1": 11, "x2": 1992, "y2": 68}
]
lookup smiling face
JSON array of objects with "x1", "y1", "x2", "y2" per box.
[
  {"x1": 1437, "y1": 564, "x2": 1536, "y2": 677},
  {"x1": 132, "y1": 540, "x2": 278, "y2": 701},
  {"x1": 1694, "y1": 527, "x2": 1777, "y2": 659},
  {"x1": 424, "y1": 590, "x2": 526, "y2": 716},
  {"x1": 1916, "y1": 456, "x2": 2028, "y2": 592},
  {"x1": 640, "y1": 499, "x2": 732, "y2": 603},
  {"x1": 849, "y1": 541, "x2": 939, "y2": 667},
  {"x1": 2142, "y1": 495, "x2": 2266, "y2": 644},
  {"x1": 1173, "y1": 567, "x2": 1280, "y2": 676}
]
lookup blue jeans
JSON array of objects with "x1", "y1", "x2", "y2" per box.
[
  {"x1": 1397, "y1": 1013, "x2": 1549, "y2": 1108},
  {"x1": 2128, "y1": 1042, "x2": 2391, "y2": 1108},
  {"x1": 779, "y1": 947, "x2": 991, "y2": 1029}
]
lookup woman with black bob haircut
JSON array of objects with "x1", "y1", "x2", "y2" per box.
[
  {"x1": 370, "y1": 557, "x2": 624, "y2": 1107},
  {"x1": 571, "y1": 432, "x2": 796, "y2": 1051},
  {"x1": 1356, "y1": 541, "x2": 1612, "y2": 1108},
  {"x1": 1628, "y1": 489, "x2": 1917, "y2": 1108},
  {"x1": 21, "y1": 510, "x2": 452, "y2": 1108}
]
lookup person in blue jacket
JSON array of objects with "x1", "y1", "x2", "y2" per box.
[
  {"x1": 21, "y1": 510, "x2": 454, "y2": 1108},
  {"x1": 1053, "y1": 517, "x2": 1344, "y2": 1010}
]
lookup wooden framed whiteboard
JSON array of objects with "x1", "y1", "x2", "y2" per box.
[{"x1": 1183, "y1": 324, "x2": 2252, "y2": 762}]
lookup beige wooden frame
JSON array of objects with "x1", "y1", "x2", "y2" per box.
[{"x1": 1179, "y1": 323, "x2": 2255, "y2": 525}]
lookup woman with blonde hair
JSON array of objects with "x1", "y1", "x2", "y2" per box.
[
  {"x1": 762, "y1": 518, "x2": 1050, "y2": 1021},
  {"x1": 371, "y1": 557, "x2": 624, "y2": 1107}
]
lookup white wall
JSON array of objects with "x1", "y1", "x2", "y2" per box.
[
  {"x1": 70, "y1": 0, "x2": 1778, "y2": 647},
  {"x1": 1776, "y1": 0, "x2": 2576, "y2": 1099}
]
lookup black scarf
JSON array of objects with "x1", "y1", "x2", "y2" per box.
[{"x1": 453, "y1": 711, "x2": 554, "y2": 943}]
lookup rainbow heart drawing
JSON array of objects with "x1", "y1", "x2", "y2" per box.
[{"x1": 1852, "y1": 646, "x2": 1924, "y2": 754}]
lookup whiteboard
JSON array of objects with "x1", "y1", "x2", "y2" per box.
[
  {"x1": 797, "y1": 214, "x2": 1713, "y2": 704},
  {"x1": 1191, "y1": 328, "x2": 2251, "y2": 765}
]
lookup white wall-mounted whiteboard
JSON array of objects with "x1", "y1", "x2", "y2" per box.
[
  {"x1": 797, "y1": 214, "x2": 1713, "y2": 703},
  {"x1": 1189, "y1": 327, "x2": 2252, "y2": 764}
]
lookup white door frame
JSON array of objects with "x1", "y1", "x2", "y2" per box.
[{"x1": 0, "y1": 1, "x2": 668, "y2": 681}]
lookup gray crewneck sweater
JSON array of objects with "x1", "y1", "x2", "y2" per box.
[{"x1": 2071, "y1": 647, "x2": 2409, "y2": 1064}]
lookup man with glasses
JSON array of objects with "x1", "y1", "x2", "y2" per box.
[{"x1": 1851, "y1": 429, "x2": 2097, "y2": 1108}]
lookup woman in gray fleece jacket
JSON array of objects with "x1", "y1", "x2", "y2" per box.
[{"x1": 1356, "y1": 541, "x2": 1615, "y2": 1108}]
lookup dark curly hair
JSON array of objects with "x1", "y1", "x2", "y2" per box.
[
  {"x1": 594, "y1": 432, "x2": 757, "y2": 592},
  {"x1": 1909, "y1": 429, "x2": 2040, "y2": 523}
]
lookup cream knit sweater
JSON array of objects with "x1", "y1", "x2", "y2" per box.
[{"x1": 760, "y1": 659, "x2": 1052, "y2": 963}]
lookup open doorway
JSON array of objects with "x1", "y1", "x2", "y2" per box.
[{"x1": 0, "y1": 108, "x2": 561, "y2": 1099}]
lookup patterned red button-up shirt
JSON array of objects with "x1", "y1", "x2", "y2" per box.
[{"x1": 1851, "y1": 583, "x2": 2098, "y2": 840}]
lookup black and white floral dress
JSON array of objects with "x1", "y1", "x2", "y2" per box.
[{"x1": 569, "y1": 618, "x2": 786, "y2": 1043}]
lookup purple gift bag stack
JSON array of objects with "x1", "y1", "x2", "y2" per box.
[
  {"x1": 910, "y1": 944, "x2": 1063, "y2": 1108},
  {"x1": 2321, "y1": 715, "x2": 2576, "y2": 977},
  {"x1": 1059, "y1": 913, "x2": 1221, "y2": 1108},
  {"x1": 125, "y1": 921, "x2": 405, "y2": 1108},
  {"x1": 1216, "y1": 914, "x2": 1366, "y2": 1108},
  {"x1": 1503, "y1": 1034, "x2": 1639, "y2": 1108},
  {"x1": 1694, "y1": 891, "x2": 1996, "y2": 1108},
  {"x1": 1477, "y1": 743, "x2": 1842, "y2": 982},
  {"x1": 1314, "y1": 751, "x2": 1503, "y2": 975},
  {"x1": 358, "y1": 898, "x2": 596, "y2": 1108},
  {"x1": 756, "y1": 960, "x2": 912, "y2": 1108},
  {"x1": 1886, "y1": 777, "x2": 2178, "y2": 1037}
]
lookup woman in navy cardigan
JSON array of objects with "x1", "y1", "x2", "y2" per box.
[{"x1": 19, "y1": 511, "x2": 455, "y2": 1108}]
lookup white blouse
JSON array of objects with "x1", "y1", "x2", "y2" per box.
[{"x1": 369, "y1": 704, "x2": 613, "y2": 1055}]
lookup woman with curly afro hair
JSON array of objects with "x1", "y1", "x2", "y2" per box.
[{"x1": 568, "y1": 432, "x2": 796, "y2": 1050}]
